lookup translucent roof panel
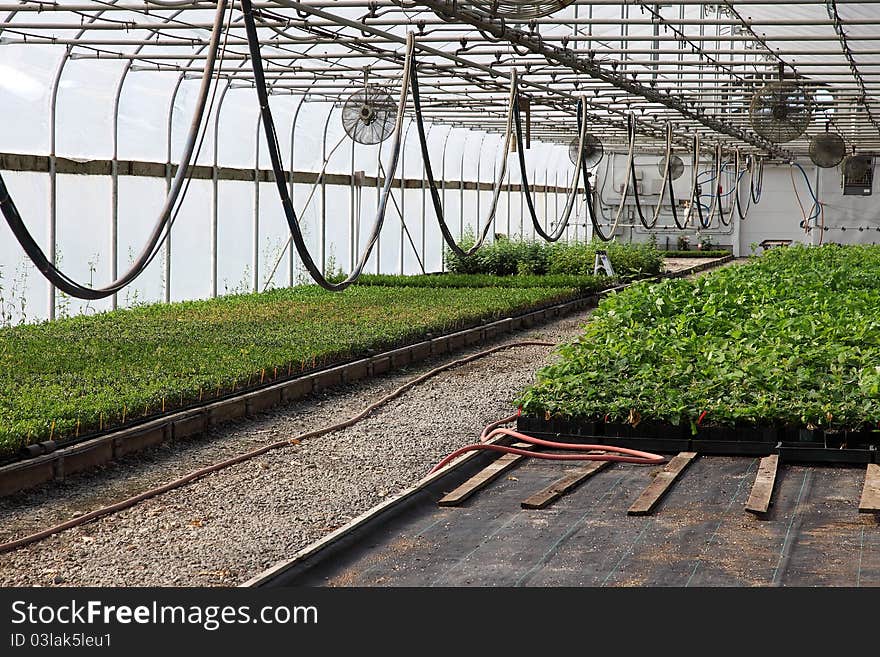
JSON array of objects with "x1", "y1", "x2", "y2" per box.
[{"x1": 2, "y1": 0, "x2": 874, "y2": 163}]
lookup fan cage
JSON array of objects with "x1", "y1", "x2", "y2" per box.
[
  {"x1": 463, "y1": 1, "x2": 576, "y2": 20},
  {"x1": 658, "y1": 154, "x2": 685, "y2": 181},
  {"x1": 568, "y1": 134, "x2": 603, "y2": 168},
  {"x1": 341, "y1": 86, "x2": 397, "y2": 146},
  {"x1": 749, "y1": 81, "x2": 813, "y2": 144},
  {"x1": 809, "y1": 133, "x2": 847, "y2": 168}
]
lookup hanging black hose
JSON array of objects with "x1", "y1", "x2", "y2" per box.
[
  {"x1": 717, "y1": 145, "x2": 730, "y2": 228},
  {"x1": 584, "y1": 166, "x2": 614, "y2": 242},
  {"x1": 694, "y1": 139, "x2": 713, "y2": 230},
  {"x1": 679, "y1": 133, "x2": 700, "y2": 229},
  {"x1": 751, "y1": 155, "x2": 764, "y2": 204},
  {"x1": 589, "y1": 113, "x2": 638, "y2": 241},
  {"x1": 622, "y1": 115, "x2": 655, "y2": 230},
  {"x1": 668, "y1": 165, "x2": 686, "y2": 230},
  {"x1": 409, "y1": 49, "x2": 514, "y2": 258},
  {"x1": 735, "y1": 153, "x2": 753, "y2": 221},
  {"x1": 513, "y1": 91, "x2": 586, "y2": 242},
  {"x1": 649, "y1": 122, "x2": 676, "y2": 230},
  {"x1": 242, "y1": 0, "x2": 411, "y2": 291},
  {"x1": 651, "y1": 122, "x2": 686, "y2": 230},
  {"x1": 629, "y1": 155, "x2": 655, "y2": 230},
  {"x1": 0, "y1": 0, "x2": 230, "y2": 300}
]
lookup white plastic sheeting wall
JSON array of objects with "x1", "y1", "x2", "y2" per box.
[{"x1": 0, "y1": 59, "x2": 581, "y2": 324}]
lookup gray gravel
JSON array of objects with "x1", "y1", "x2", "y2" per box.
[{"x1": 0, "y1": 308, "x2": 594, "y2": 587}]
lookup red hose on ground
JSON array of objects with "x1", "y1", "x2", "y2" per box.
[{"x1": 430, "y1": 418, "x2": 665, "y2": 473}]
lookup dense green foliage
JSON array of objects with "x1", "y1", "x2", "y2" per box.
[
  {"x1": 518, "y1": 245, "x2": 880, "y2": 432},
  {"x1": 444, "y1": 236, "x2": 664, "y2": 278},
  {"x1": 346, "y1": 273, "x2": 612, "y2": 293},
  {"x1": 0, "y1": 284, "x2": 580, "y2": 457}
]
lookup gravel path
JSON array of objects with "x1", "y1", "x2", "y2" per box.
[
  {"x1": 0, "y1": 258, "x2": 729, "y2": 587},
  {"x1": 662, "y1": 256, "x2": 725, "y2": 273},
  {"x1": 0, "y1": 308, "x2": 594, "y2": 587}
]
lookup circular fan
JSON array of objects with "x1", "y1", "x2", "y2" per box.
[
  {"x1": 809, "y1": 133, "x2": 846, "y2": 168},
  {"x1": 844, "y1": 154, "x2": 873, "y2": 178},
  {"x1": 568, "y1": 134, "x2": 604, "y2": 168},
  {"x1": 464, "y1": 1, "x2": 575, "y2": 20},
  {"x1": 749, "y1": 81, "x2": 813, "y2": 143},
  {"x1": 658, "y1": 154, "x2": 685, "y2": 181},
  {"x1": 342, "y1": 86, "x2": 396, "y2": 145}
]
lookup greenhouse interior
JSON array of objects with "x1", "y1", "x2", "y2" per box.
[{"x1": 0, "y1": 0, "x2": 879, "y2": 594}]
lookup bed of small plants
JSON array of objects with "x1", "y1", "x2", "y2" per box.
[
  {"x1": 0, "y1": 283, "x2": 585, "y2": 458},
  {"x1": 444, "y1": 235, "x2": 665, "y2": 278},
  {"x1": 518, "y1": 244, "x2": 880, "y2": 434},
  {"x1": 344, "y1": 273, "x2": 613, "y2": 293}
]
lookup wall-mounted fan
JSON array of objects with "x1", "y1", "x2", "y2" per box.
[
  {"x1": 568, "y1": 134, "x2": 604, "y2": 168},
  {"x1": 809, "y1": 132, "x2": 847, "y2": 168},
  {"x1": 464, "y1": 1, "x2": 575, "y2": 20},
  {"x1": 658, "y1": 154, "x2": 685, "y2": 180},
  {"x1": 749, "y1": 81, "x2": 812, "y2": 143},
  {"x1": 342, "y1": 85, "x2": 396, "y2": 145}
]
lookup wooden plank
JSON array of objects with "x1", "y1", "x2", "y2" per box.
[
  {"x1": 627, "y1": 452, "x2": 698, "y2": 516},
  {"x1": 858, "y1": 463, "x2": 880, "y2": 513},
  {"x1": 438, "y1": 443, "x2": 533, "y2": 507},
  {"x1": 521, "y1": 457, "x2": 610, "y2": 510},
  {"x1": 745, "y1": 454, "x2": 779, "y2": 515}
]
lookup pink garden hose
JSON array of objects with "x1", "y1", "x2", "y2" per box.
[{"x1": 430, "y1": 413, "x2": 665, "y2": 473}]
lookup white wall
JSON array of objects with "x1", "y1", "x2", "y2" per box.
[{"x1": 596, "y1": 153, "x2": 880, "y2": 254}]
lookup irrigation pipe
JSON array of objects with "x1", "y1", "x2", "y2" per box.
[
  {"x1": 513, "y1": 85, "x2": 586, "y2": 242},
  {"x1": 609, "y1": 114, "x2": 637, "y2": 232},
  {"x1": 0, "y1": 0, "x2": 231, "y2": 300},
  {"x1": 261, "y1": 133, "x2": 348, "y2": 291},
  {"x1": 735, "y1": 155, "x2": 755, "y2": 221},
  {"x1": 627, "y1": 117, "x2": 657, "y2": 231},
  {"x1": 680, "y1": 133, "x2": 701, "y2": 228},
  {"x1": 751, "y1": 156, "x2": 765, "y2": 204},
  {"x1": 650, "y1": 122, "x2": 677, "y2": 229},
  {"x1": 0, "y1": 339, "x2": 568, "y2": 556},
  {"x1": 410, "y1": 49, "x2": 517, "y2": 258},
  {"x1": 700, "y1": 143, "x2": 723, "y2": 229},
  {"x1": 242, "y1": 0, "x2": 412, "y2": 291}
]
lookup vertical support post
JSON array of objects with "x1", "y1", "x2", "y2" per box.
[
  {"x1": 506, "y1": 166, "x2": 511, "y2": 236},
  {"x1": 212, "y1": 82, "x2": 232, "y2": 298},
  {"x1": 164, "y1": 76, "x2": 186, "y2": 304},
  {"x1": 544, "y1": 168, "x2": 549, "y2": 236},
  {"x1": 320, "y1": 109, "x2": 332, "y2": 275},
  {"x1": 375, "y1": 139, "x2": 381, "y2": 274},
  {"x1": 350, "y1": 137, "x2": 357, "y2": 272},
  {"x1": 399, "y1": 119, "x2": 408, "y2": 275},
  {"x1": 253, "y1": 114, "x2": 261, "y2": 293},
  {"x1": 289, "y1": 98, "x2": 305, "y2": 286},
  {"x1": 554, "y1": 170, "x2": 559, "y2": 229},
  {"x1": 459, "y1": 131, "x2": 468, "y2": 241},
  {"x1": 475, "y1": 132, "x2": 487, "y2": 236},
  {"x1": 440, "y1": 127, "x2": 451, "y2": 271}
]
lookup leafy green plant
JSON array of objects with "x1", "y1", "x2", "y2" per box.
[
  {"x1": 445, "y1": 237, "x2": 663, "y2": 278},
  {"x1": 517, "y1": 244, "x2": 880, "y2": 433}
]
